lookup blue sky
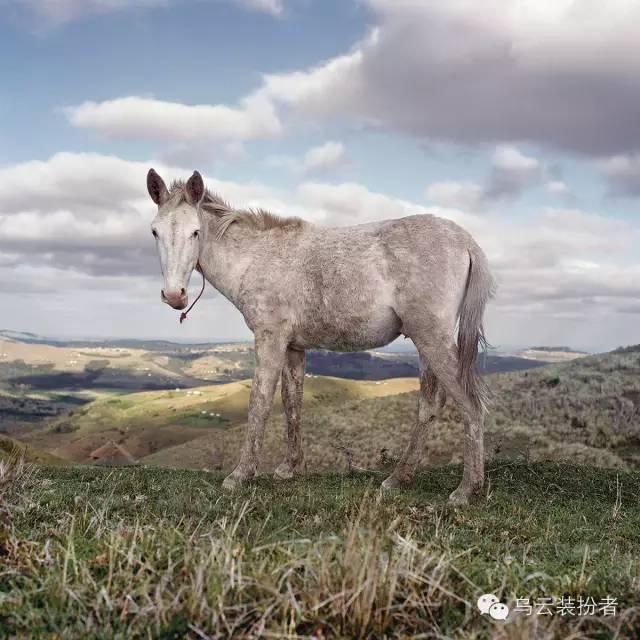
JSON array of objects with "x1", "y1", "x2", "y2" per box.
[{"x1": 0, "y1": 0, "x2": 639, "y2": 351}]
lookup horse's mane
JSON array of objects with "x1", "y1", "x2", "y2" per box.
[{"x1": 169, "y1": 179, "x2": 306, "y2": 240}]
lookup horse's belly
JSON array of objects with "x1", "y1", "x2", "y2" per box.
[{"x1": 294, "y1": 306, "x2": 402, "y2": 352}]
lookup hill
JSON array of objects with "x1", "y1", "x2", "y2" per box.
[
  {"x1": 18, "y1": 347, "x2": 640, "y2": 475},
  {"x1": 144, "y1": 347, "x2": 639, "y2": 473},
  {"x1": 23, "y1": 377, "x2": 418, "y2": 464},
  {"x1": 2, "y1": 460, "x2": 639, "y2": 638},
  {"x1": 1, "y1": 330, "x2": 579, "y2": 445},
  {"x1": 0, "y1": 330, "x2": 574, "y2": 394},
  {"x1": 139, "y1": 348, "x2": 640, "y2": 472}
]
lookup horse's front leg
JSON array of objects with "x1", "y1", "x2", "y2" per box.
[
  {"x1": 223, "y1": 329, "x2": 288, "y2": 490},
  {"x1": 275, "y1": 347, "x2": 305, "y2": 480}
]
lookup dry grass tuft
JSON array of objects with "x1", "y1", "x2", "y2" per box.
[{"x1": 0, "y1": 455, "x2": 37, "y2": 527}]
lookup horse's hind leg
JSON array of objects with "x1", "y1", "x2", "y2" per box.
[
  {"x1": 381, "y1": 366, "x2": 445, "y2": 490},
  {"x1": 274, "y1": 347, "x2": 306, "y2": 480},
  {"x1": 413, "y1": 335, "x2": 485, "y2": 505}
]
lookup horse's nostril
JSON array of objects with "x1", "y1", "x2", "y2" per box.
[{"x1": 180, "y1": 288, "x2": 186, "y2": 296}]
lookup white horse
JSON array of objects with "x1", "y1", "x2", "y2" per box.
[{"x1": 147, "y1": 169, "x2": 495, "y2": 504}]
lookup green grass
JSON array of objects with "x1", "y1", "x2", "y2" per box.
[{"x1": 1, "y1": 460, "x2": 639, "y2": 638}]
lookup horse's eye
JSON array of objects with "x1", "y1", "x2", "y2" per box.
[
  {"x1": 151, "y1": 229, "x2": 158, "y2": 238},
  {"x1": 193, "y1": 230, "x2": 199, "y2": 238}
]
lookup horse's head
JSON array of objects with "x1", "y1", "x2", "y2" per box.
[{"x1": 147, "y1": 168, "x2": 203, "y2": 311}]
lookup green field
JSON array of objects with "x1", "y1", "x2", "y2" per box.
[{"x1": 1, "y1": 458, "x2": 639, "y2": 639}]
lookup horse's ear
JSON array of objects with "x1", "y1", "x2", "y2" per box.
[
  {"x1": 185, "y1": 171, "x2": 205, "y2": 206},
  {"x1": 147, "y1": 168, "x2": 170, "y2": 206}
]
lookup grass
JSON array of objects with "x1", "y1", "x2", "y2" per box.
[{"x1": 1, "y1": 459, "x2": 639, "y2": 638}]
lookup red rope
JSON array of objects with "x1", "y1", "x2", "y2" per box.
[{"x1": 179, "y1": 261, "x2": 206, "y2": 324}]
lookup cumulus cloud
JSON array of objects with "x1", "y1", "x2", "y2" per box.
[
  {"x1": 302, "y1": 142, "x2": 347, "y2": 175},
  {"x1": 258, "y1": 0, "x2": 640, "y2": 155},
  {"x1": 267, "y1": 141, "x2": 348, "y2": 176},
  {"x1": 485, "y1": 146, "x2": 544, "y2": 199},
  {"x1": 297, "y1": 181, "x2": 423, "y2": 225},
  {"x1": 0, "y1": 152, "x2": 294, "y2": 282},
  {"x1": 426, "y1": 145, "x2": 559, "y2": 210},
  {"x1": 65, "y1": 94, "x2": 282, "y2": 143},
  {"x1": 424, "y1": 181, "x2": 486, "y2": 212}
]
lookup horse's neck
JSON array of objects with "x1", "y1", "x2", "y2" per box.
[{"x1": 197, "y1": 217, "x2": 256, "y2": 306}]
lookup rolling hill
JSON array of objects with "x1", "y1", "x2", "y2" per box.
[
  {"x1": 143, "y1": 348, "x2": 640, "y2": 474},
  {"x1": 18, "y1": 347, "x2": 640, "y2": 475},
  {"x1": 22, "y1": 377, "x2": 418, "y2": 465}
]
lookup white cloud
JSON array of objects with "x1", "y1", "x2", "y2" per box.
[
  {"x1": 546, "y1": 180, "x2": 570, "y2": 197},
  {"x1": 0, "y1": 152, "x2": 293, "y2": 278},
  {"x1": 65, "y1": 94, "x2": 282, "y2": 143},
  {"x1": 297, "y1": 181, "x2": 423, "y2": 225},
  {"x1": 426, "y1": 145, "x2": 551, "y2": 210},
  {"x1": 267, "y1": 141, "x2": 348, "y2": 176},
  {"x1": 424, "y1": 181, "x2": 486, "y2": 212},
  {"x1": 599, "y1": 154, "x2": 640, "y2": 196},
  {"x1": 258, "y1": 0, "x2": 640, "y2": 155},
  {"x1": 0, "y1": 152, "x2": 143, "y2": 214},
  {"x1": 235, "y1": 0, "x2": 285, "y2": 15},
  {"x1": 485, "y1": 145, "x2": 544, "y2": 199},
  {"x1": 302, "y1": 141, "x2": 347, "y2": 175},
  {"x1": 492, "y1": 146, "x2": 539, "y2": 173}
]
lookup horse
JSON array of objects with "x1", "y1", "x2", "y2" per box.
[{"x1": 147, "y1": 169, "x2": 495, "y2": 505}]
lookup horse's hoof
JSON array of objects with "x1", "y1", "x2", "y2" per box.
[
  {"x1": 222, "y1": 473, "x2": 248, "y2": 491},
  {"x1": 380, "y1": 475, "x2": 403, "y2": 492},
  {"x1": 274, "y1": 463, "x2": 295, "y2": 480}
]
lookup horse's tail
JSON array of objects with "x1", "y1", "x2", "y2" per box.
[{"x1": 457, "y1": 245, "x2": 496, "y2": 413}]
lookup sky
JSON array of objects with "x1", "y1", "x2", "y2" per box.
[{"x1": 0, "y1": 0, "x2": 639, "y2": 351}]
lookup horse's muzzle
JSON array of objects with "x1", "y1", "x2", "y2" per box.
[{"x1": 161, "y1": 289, "x2": 188, "y2": 310}]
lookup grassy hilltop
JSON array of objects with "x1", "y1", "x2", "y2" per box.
[
  {"x1": 2, "y1": 345, "x2": 640, "y2": 637},
  {"x1": 1, "y1": 459, "x2": 639, "y2": 639}
]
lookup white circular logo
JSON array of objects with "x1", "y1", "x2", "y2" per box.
[
  {"x1": 477, "y1": 593, "x2": 499, "y2": 614},
  {"x1": 489, "y1": 602, "x2": 510, "y2": 620},
  {"x1": 477, "y1": 593, "x2": 510, "y2": 621}
]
